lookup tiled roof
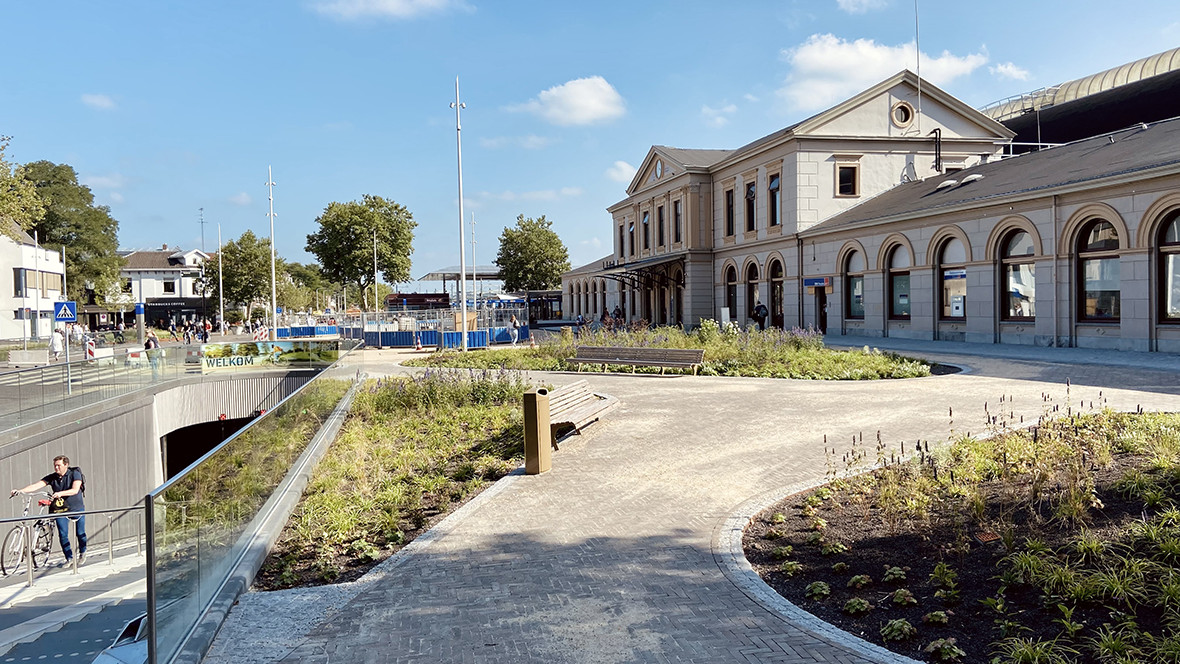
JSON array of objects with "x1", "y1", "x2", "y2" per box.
[
  {"x1": 803, "y1": 117, "x2": 1180, "y2": 235},
  {"x1": 655, "y1": 147, "x2": 735, "y2": 169}
]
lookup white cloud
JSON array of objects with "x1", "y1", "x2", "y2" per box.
[
  {"x1": 109, "y1": 192, "x2": 124, "y2": 204},
  {"x1": 229, "y1": 192, "x2": 253, "y2": 206},
  {"x1": 478, "y1": 134, "x2": 553, "y2": 150},
  {"x1": 580, "y1": 237, "x2": 602, "y2": 249},
  {"x1": 310, "y1": 0, "x2": 469, "y2": 20},
  {"x1": 507, "y1": 76, "x2": 625, "y2": 126},
  {"x1": 743, "y1": 93, "x2": 760, "y2": 103},
  {"x1": 605, "y1": 161, "x2": 637, "y2": 183},
  {"x1": 777, "y1": 34, "x2": 987, "y2": 112},
  {"x1": 989, "y1": 62, "x2": 1030, "y2": 81},
  {"x1": 81, "y1": 173, "x2": 127, "y2": 190},
  {"x1": 701, "y1": 103, "x2": 738, "y2": 128},
  {"x1": 836, "y1": 0, "x2": 887, "y2": 13},
  {"x1": 477, "y1": 188, "x2": 583, "y2": 202},
  {"x1": 81, "y1": 94, "x2": 116, "y2": 110}
]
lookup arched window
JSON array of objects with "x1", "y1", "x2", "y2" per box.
[
  {"x1": 845, "y1": 250, "x2": 865, "y2": 319},
  {"x1": 745, "y1": 263, "x2": 760, "y2": 321},
  {"x1": 1159, "y1": 211, "x2": 1180, "y2": 321},
  {"x1": 599, "y1": 279, "x2": 608, "y2": 315},
  {"x1": 1077, "y1": 220, "x2": 1120, "y2": 321},
  {"x1": 1001, "y1": 231, "x2": 1036, "y2": 320},
  {"x1": 591, "y1": 282, "x2": 598, "y2": 315},
  {"x1": 938, "y1": 238, "x2": 967, "y2": 320},
  {"x1": 887, "y1": 246, "x2": 911, "y2": 320},
  {"x1": 768, "y1": 259, "x2": 784, "y2": 329},
  {"x1": 725, "y1": 266, "x2": 738, "y2": 318}
]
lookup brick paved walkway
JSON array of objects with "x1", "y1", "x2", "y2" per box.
[{"x1": 206, "y1": 345, "x2": 1180, "y2": 664}]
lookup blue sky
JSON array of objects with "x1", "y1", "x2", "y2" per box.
[{"x1": 3, "y1": 1, "x2": 1178, "y2": 291}]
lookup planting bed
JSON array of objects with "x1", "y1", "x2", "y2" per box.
[{"x1": 745, "y1": 410, "x2": 1180, "y2": 663}]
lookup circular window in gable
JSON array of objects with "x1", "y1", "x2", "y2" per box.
[{"x1": 891, "y1": 101, "x2": 915, "y2": 129}]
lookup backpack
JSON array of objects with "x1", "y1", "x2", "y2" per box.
[{"x1": 70, "y1": 466, "x2": 85, "y2": 496}]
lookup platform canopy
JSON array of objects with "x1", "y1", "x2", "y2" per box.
[{"x1": 417, "y1": 264, "x2": 502, "y2": 282}]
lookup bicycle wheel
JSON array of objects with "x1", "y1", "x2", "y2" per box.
[
  {"x1": 1, "y1": 526, "x2": 26, "y2": 576},
  {"x1": 32, "y1": 523, "x2": 53, "y2": 569}
]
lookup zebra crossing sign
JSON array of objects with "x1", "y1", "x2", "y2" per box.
[{"x1": 54, "y1": 301, "x2": 77, "y2": 322}]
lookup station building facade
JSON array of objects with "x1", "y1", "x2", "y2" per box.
[{"x1": 562, "y1": 66, "x2": 1180, "y2": 353}]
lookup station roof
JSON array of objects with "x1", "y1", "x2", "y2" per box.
[{"x1": 417, "y1": 264, "x2": 502, "y2": 281}]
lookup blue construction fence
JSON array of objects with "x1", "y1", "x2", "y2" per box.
[
  {"x1": 276, "y1": 325, "x2": 339, "y2": 339},
  {"x1": 339, "y1": 325, "x2": 529, "y2": 349}
]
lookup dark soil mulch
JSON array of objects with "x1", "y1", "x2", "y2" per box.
[{"x1": 744, "y1": 453, "x2": 1166, "y2": 663}]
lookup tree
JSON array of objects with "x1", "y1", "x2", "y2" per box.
[
  {"x1": 305, "y1": 195, "x2": 416, "y2": 296},
  {"x1": 0, "y1": 136, "x2": 45, "y2": 240},
  {"x1": 22, "y1": 161, "x2": 123, "y2": 303},
  {"x1": 220, "y1": 230, "x2": 280, "y2": 320},
  {"x1": 495, "y1": 214, "x2": 570, "y2": 292}
]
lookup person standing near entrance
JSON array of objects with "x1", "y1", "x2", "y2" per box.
[
  {"x1": 10, "y1": 456, "x2": 87, "y2": 566},
  {"x1": 753, "y1": 301, "x2": 769, "y2": 331},
  {"x1": 509, "y1": 314, "x2": 520, "y2": 345}
]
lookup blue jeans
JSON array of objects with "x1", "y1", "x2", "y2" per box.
[{"x1": 55, "y1": 515, "x2": 87, "y2": 560}]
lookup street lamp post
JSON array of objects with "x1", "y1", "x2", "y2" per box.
[
  {"x1": 266, "y1": 166, "x2": 278, "y2": 342},
  {"x1": 450, "y1": 78, "x2": 469, "y2": 352}
]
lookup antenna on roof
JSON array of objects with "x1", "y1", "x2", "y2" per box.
[{"x1": 914, "y1": 0, "x2": 922, "y2": 134}]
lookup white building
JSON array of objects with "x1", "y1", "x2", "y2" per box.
[
  {"x1": 0, "y1": 220, "x2": 67, "y2": 340},
  {"x1": 107, "y1": 245, "x2": 211, "y2": 328}
]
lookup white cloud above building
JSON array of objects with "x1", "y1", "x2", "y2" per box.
[
  {"x1": 990, "y1": 62, "x2": 1031, "y2": 81},
  {"x1": 777, "y1": 34, "x2": 987, "y2": 111},
  {"x1": 835, "y1": 0, "x2": 887, "y2": 14},
  {"x1": 81, "y1": 94, "x2": 116, "y2": 110},
  {"x1": 507, "y1": 76, "x2": 625, "y2": 126},
  {"x1": 701, "y1": 103, "x2": 737, "y2": 127},
  {"x1": 605, "y1": 161, "x2": 637, "y2": 183},
  {"x1": 310, "y1": 0, "x2": 470, "y2": 20}
]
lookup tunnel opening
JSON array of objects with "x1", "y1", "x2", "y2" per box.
[{"x1": 161, "y1": 415, "x2": 256, "y2": 479}]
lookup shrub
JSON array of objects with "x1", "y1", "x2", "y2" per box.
[
  {"x1": 923, "y1": 638, "x2": 966, "y2": 662},
  {"x1": 780, "y1": 561, "x2": 803, "y2": 577},
  {"x1": 805, "y1": 581, "x2": 830, "y2": 600},
  {"x1": 843, "y1": 597, "x2": 874, "y2": 615},
  {"x1": 831, "y1": 561, "x2": 849, "y2": 573},
  {"x1": 883, "y1": 565, "x2": 908, "y2": 583},
  {"x1": 821, "y1": 541, "x2": 849, "y2": 556},
  {"x1": 891, "y1": 589, "x2": 918, "y2": 606},
  {"x1": 847, "y1": 574, "x2": 872, "y2": 589},
  {"x1": 922, "y1": 611, "x2": 950, "y2": 625},
  {"x1": 770, "y1": 545, "x2": 794, "y2": 560},
  {"x1": 880, "y1": 619, "x2": 917, "y2": 642}
]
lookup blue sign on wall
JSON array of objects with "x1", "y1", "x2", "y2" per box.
[{"x1": 803, "y1": 277, "x2": 830, "y2": 288}]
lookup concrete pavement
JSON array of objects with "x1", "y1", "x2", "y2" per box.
[{"x1": 205, "y1": 341, "x2": 1180, "y2": 664}]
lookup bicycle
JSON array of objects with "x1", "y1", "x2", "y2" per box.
[{"x1": 1, "y1": 491, "x2": 55, "y2": 575}]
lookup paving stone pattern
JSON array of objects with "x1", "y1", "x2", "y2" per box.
[{"x1": 207, "y1": 344, "x2": 1180, "y2": 664}]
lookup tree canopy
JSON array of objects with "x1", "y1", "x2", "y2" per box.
[
  {"x1": 0, "y1": 136, "x2": 45, "y2": 240},
  {"x1": 22, "y1": 161, "x2": 123, "y2": 303},
  {"x1": 305, "y1": 195, "x2": 416, "y2": 291},
  {"x1": 220, "y1": 230, "x2": 280, "y2": 318},
  {"x1": 494, "y1": 214, "x2": 570, "y2": 291}
]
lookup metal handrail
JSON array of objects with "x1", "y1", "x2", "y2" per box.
[{"x1": 1, "y1": 503, "x2": 146, "y2": 587}]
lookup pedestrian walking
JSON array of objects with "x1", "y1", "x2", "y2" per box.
[
  {"x1": 10, "y1": 455, "x2": 87, "y2": 566},
  {"x1": 145, "y1": 330, "x2": 162, "y2": 380},
  {"x1": 509, "y1": 314, "x2": 520, "y2": 345},
  {"x1": 49, "y1": 327, "x2": 65, "y2": 361}
]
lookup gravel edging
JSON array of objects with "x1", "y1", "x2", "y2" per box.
[
  {"x1": 203, "y1": 465, "x2": 528, "y2": 664},
  {"x1": 714, "y1": 479, "x2": 922, "y2": 664}
]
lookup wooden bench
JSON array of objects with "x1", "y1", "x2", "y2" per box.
[
  {"x1": 547, "y1": 379, "x2": 619, "y2": 450},
  {"x1": 567, "y1": 346, "x2": 706, "y2": 375}
]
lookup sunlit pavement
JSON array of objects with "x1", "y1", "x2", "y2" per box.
[{"x1": 205, "y1": 341, "x2": 1180, "y2": 664}]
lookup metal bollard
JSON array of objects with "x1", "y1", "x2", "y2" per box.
[{"x1": 523, "y1": 388, "x2": 551, "y2": 475}]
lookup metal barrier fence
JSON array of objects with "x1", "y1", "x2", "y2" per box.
[
  {"x1": 145, "y1": 339, "x2": 364, "y2": 664},
  {"x1": 0, "y1": 499, "x2": 145, "y2": 587}
]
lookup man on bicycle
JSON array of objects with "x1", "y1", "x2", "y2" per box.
[{"x1": 10, "y1": 456, "x2": 87, "y2": 566}]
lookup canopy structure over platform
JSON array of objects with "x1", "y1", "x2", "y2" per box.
[{"x1": 418, "y1": 264, "x2": 503, "y2": 299}]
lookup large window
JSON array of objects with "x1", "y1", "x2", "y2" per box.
[
  {"x1": 657, "y1": 206, "x2": 665, "y2": 247},
  {"x1": 769, "y1": 259, "x2": 784, "y2": 328},
  {"x1": 642, "y1": 211, "x2": 650, "y2": 250},
  {"x1": 673, "y1": 200, "x2": 682, "y2": 244},
  {"x1": 845, "y1": 251, "x2": 865, "y2": 319},
  {"x1": 13, "y1": 268, "x2": 24, "y2": 297},
  {"x1": 628, "y1": 220, "x2": 635, "y2": 256},
  {"x1": 1159, "y1": 211, "x2": 1180, "y2": 322},
  {"x1": 745, "y1": 263, "x2": 759, "y2": 320},
  {"x1": 836, "y1": 163, "x2": 859, "y2": 197},
  {"x1": 939, "y1": 238, "x2": 967, "y2": 320},
  {"x1": 745, "y1": 182, "x2": 756, "y2": 232},
  {"x1": 768, "y1": 174, "x2": 781, "y2": 227},
  {"x1": 618, "y1": 225, "x2": 625, "y2": 258},
  {"x1": 724, "y1": 266, "x2": 737, "y2": 318},
  {"x1": 1077, "y1": 220, "x2": 1120, "y2": 321},
  {"x1": 887, "y1": 246, "x2": 911, "y2": 319},
  {"x1": 1001, "y1": 231, "x2": 1036, "y2": 320},
  {"x1": 725, "y1": 189, "x2": 735, "y2": 237}
]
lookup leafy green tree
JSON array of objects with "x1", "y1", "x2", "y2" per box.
[
  {"x1": 0, "y1": 136, "x2": 46, "y2": 240},
  {"x1": 221, "y1": 230, "x2": 281, "y2": 320},
  {"x1": 285, "y1": 262, "x2": 327, "y2": 290},
  {"x1": 304, "y1": 195, "x2": 416, "y2": 296},
  {"x1": 22, "y1": 161, "x2": 123, "y2": 303},
  {"x1": 495, "y1": 214, "x2": 570, "y2": 291}
]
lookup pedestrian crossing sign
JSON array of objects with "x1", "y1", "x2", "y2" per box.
[{"x1": 54, "y1": 301, "x2": 77, "y2": 322}]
